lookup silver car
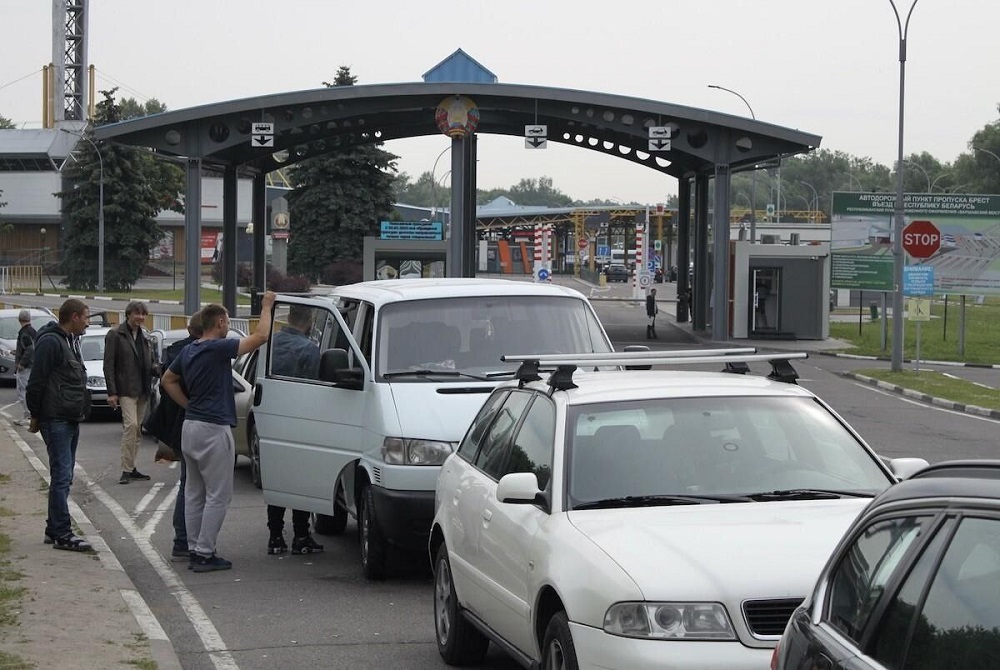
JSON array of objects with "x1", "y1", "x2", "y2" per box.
[{"x1": 0, "y1": 308, "x2": 56, "y2": 383}]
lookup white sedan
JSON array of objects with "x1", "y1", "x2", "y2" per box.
[{"x1": 429, "y1": 351, "x2": 926, "y2": 670}]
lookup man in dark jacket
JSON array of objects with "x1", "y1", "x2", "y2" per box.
[
  {"x1": 104, "y1": 300, "x2": 158, "y2": 485},
  {"x1": 26, "y1": 298, "x2": 93, "y2": 552},
  {"x1": 645, "y1": 287, "x2": 659, "y2": 339},
  {"x1": 146, "y1": 311, "x2": 203, "y2": 561},
  {"x1": 14, "y1": 309, "x2": 38, "y2": 426}
]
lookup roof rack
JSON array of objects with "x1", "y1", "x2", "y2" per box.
[{"x1": 505, "y1": 351, "x2": 809, "y2": 390}]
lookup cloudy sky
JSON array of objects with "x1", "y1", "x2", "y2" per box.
[{"x1": 2, "y1": 1, "x2": 996, "y2": 204}]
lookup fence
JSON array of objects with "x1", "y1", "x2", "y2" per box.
[{"x1": 0, "y1": 266, "x2": 43, "y2": 294}]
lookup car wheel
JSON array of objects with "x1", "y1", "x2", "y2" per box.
[
  {"x1": 434, "y1": 543, "x2": 489, "y2": 665},
  {"x1": 360, "y1": 485, "x2": 387, "y2": 580},
  {"x1": 249, "y1": 422, "x2": 262, "y2": 489},
  {"x1": 314, "y1": 487, "x2": 348, "y2": 535},
  {"x1": 542, "y1": 612, "x2": 579, "y2": 670}
]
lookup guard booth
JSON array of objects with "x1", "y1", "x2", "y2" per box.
[
  {"x1": 363, "y1": 222, "x2": 449, "y2": 280},
  {"x1": 731, "y1": 240, "x2": 831, "y2": 340}
]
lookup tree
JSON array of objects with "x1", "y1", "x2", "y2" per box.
[
  {"x1": 57, "y1": 88, "x2": 184, "y2": 291},
  {"x1": 287, "y1": 67, "x2": 399, "y2": 280},
  {"x1": 118, "y1": 97, "x2": 168, "y2": 121}
]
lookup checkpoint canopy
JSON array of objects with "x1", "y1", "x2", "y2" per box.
[{"x1": 94, "y1": 78, "x2": 821, "y2": 339}]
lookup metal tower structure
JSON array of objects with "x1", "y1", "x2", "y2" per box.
[{"x1": 52, "y1": 0, "x2": 88, "y2": 122}]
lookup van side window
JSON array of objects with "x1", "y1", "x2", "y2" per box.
[
  {"x1": 356, "y1": 302, "x2": 374, "y2": 366},
  {"x1": 270, "y1": 304, "x2": 323, "y2": 380}
]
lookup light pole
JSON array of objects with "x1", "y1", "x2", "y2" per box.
[
  {"x1": 429, "y1": 145, "x2": 450, "y2": 221},
  {"x1": 902, "y1": 159, "x2": 931, "y2": 192},
  {"x1": 839, "y1": 171, "x2": 862, "y2": 192},
  {"x1": 61, "y1": 128, "x2": 105, "y2": 292},
  {"x1": 929, "y1": 172, "x2": 950, "y2": 193},
  {"x1": 39, "y1": 227, "x2": 46, "y2": 292},
  {"x1": 798, "y1": 180, "x2": 819, "y2": 221},
  {"x1": 889, "y1": 0, "x2": 919, "y2": 373},
  {"x1": 973, "y1": 146, "x2": 1000, "y2": 165},
  {"x1": 708, "y1": 84, "x2": 758, "y2": 242}
]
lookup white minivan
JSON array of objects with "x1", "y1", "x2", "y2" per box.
[{"x1": 253, "y1": 278, "x2": 614, "y2": 578}]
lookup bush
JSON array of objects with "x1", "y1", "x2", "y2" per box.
[
  {"x1": 321, "y1": 259, "x2": 363, "y2": 286},
  {"x1": 212, "y1": 259, "x2": 311, "y2": 293}
]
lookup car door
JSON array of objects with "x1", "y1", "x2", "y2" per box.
[
  {"x1": 476, "y1": 393, "x2": 555, "y2": 656},
  {"x1": 254, "y1": 298, "x2": 370, "y2": 514}
]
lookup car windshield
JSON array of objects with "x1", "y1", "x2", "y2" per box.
[
  {"x1": 79, "y1": 335, "x2": 106, "y2": 361},
  {"x1": 376, "y1": 295, "x2": 611, "y2": 379},
  {"x1": 0, "y1": 315, "x2": 52, "y2": 339},
  {"x1": 565, "y1": 396, "x2": 891, "y2": 509}
]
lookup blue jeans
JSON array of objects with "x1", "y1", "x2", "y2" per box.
[
  {"x1": 172, "y1": 445, "x2": 187, "y2": 551},
  {"x1": 40, "y1": 419, "x2": 80, "y2": 540}
]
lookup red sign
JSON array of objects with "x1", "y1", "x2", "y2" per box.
[
  {"x1": 578, "y1": 239, "x2": 588, "y2": 249},
  {"x1": 902, "y1": 220, "x2": 941, "y2": 258}
]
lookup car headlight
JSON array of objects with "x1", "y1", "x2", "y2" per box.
[
  {"x1": 381, "y1": 438, "x2": 454, "y2": 465},
  {"x1": 604, "y1": 602, "x2": 735, "y2": 640},
  {"x1": 87, "y1": 375, "x2": 107, "y2": 390}
]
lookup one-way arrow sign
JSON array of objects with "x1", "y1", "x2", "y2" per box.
[
  {"x1": 648, "y1": 138, "x2": 671, "y2": 151},
  {"x1": 648, "y1": 126, "x2": 671, "y2": 152},
  {"x1": 251, "y1": 122, "x2": 275, "y2": 148},
  {"x1": 252, "y1": 134, "x2": 275, "y2": 147},
  {"x1": 525, "y1": 124, "x2": 547, "y2": 149}
]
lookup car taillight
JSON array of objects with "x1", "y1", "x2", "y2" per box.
[{"x1": 770, "y1": 641, "x2": 780, "y2": 670}]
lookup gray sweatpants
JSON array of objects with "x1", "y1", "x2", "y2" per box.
[{"x1": 181, "y1": 419, "x2": 234, "y2": 558}]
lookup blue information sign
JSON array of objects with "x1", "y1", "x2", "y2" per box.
[
  {"x1": 380, "y1": 220, "x2": 443, "y2": 240},
  {"x1": 903, "y1": 265, "x2": 935, "y2": 296}
]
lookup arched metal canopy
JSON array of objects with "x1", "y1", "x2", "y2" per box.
[{"x1": 94, "y1": 82, "x2": 822, "y2": 341}]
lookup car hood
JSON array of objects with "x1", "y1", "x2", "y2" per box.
[
  {"x1": 83, "y1": 360, "x2": 104, "y2": 378},
  {"x1": 388, "y1": 381, "x2": 495, "y2": 441},
  {"x1": 568, "y1": 499, "x2": 870, "y2": 600}
]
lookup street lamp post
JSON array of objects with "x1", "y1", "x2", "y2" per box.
[
  {"x1": 61, "y1": 128, "x2": 105, "y2": 292},
  {"x1": 798, "y1": 180, "x2": 819, "y2": 221},
  {"x1": 973, "y1": 146, "x2": 1000, "y2": 165},
  {"x1": 840, "y1": 171, "x2": 862, "y2": 192},
  {"x1": 708, "y1": 84, "x2": 758, "y2": 242},
  {"x1": 889, "y1": 0, "x2": 920, "y2": 373},
  {"x1": 39, "y1": 227, "x2": 46, "y2": 293},
  {"x1": 429, "y1": 146, "x2": 450, "y2": 221},
  {"x1": 902, "y1": 159, "x2": 931, "y2": 192}
]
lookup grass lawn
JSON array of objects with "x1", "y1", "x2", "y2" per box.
[{"x1": 855, "y1": 368, "x2": 1000, "y2": 411}]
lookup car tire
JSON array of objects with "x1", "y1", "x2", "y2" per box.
[
  {"x1": 360, "y1": 485, "x2": 387, "y2": 580},
  {"x1": 314, "y1": 487, "x2": 348, "y2": 535},
  {"x1": 434, "y1": 544, "x2": 489, "y2": 665},
  {"x1": 542, "y1": 611, "x2": 579, "y2": 670},
  {"x1": 249, "y1": 422, "x2": 262, "y2": 489}
]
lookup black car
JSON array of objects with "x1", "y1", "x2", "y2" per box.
[
  {"x1": 772, "y1": 460, "x2": 1000, "y2": 670},
  {"x1": 605, "y1": 264, "x2": 629, "y2": 282}
]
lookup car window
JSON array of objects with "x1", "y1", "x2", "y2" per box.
[
  {"x1": 825, "y1": 516, "x2": 929, "y2": 643},
  {"x1": 269, "y1": 304, "x2": 324, "y2": 381},
  {"x1": 79, "y1": 336, "x2": 105, "y2": 361},
  {"x1": 457, "y1": 390, "x2": 509, "y2": 462},
  {"x1": 506, "y1": 396, "x2": 555, "y2": 490},
  {"x1": 474, "y1": 391, "x2": 532, "y2": 480},
  {"x1": 873, "y1": 517, "x2": 1000, "y2": 669}
]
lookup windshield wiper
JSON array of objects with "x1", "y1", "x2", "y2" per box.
[
  {"x1": 747, "y1": 488, "x2": 876, "y2": 501},
  {"x1": 382, "y1": 369, "x2": 491, "y2": 381},
  {"x1": 574, "y1": 493, "x2": 750, "y2": 510}
]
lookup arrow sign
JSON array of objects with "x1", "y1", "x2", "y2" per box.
[
  {"x1": 252, "y1": 134, "x2": 275, "y2": 147},
  {"x1": 648, "y1": 138, "x2": 671, "y2": 151},
  {"x1": 525, "y1": 137, "x2": 547, "y2": 149}
]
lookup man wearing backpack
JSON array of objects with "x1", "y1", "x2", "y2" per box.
[{"x1": 26, "y1": 299, "x2": 93, "y2": 552}]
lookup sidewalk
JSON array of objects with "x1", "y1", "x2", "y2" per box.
[{"x1": 0, "y1": 421, "x2": 181, "y2": 670}]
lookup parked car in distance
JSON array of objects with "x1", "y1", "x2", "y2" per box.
[
  {"x1": 430, "y1": 350, "x2": 928, "y2": 670},
  {"x1": 78, "y1": 327, "x2": 112, "y2": 413},
  {"x1": 0, "y1": 307, "x2": 55, "y2": 383},
  {"x1": 605, "y1": 263, "x2": 629, "y2": 282},
  {"x1": 772, "y1": 460, "x2": 1000, "y2": 670},
  {"x1": 254, "y1": 278, "x2": 615, "y2": 580}
]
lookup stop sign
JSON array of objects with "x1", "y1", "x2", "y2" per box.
[
  {"x1": 902, "y1": 220, "x2": 941, "y2": 258},
  {"x1": 578, "y1": 239, "x2": 588, "y2": 249}
]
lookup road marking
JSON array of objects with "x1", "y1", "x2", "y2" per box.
[
  {"x1": 121, "y1": 589, "x2": 169, "y2": 640},
  {"x1": 942, "y1": 371, "x2": 996, "y2": 390},
  {"x1": 142, "y1": 481, "x2": 179, "y2": 537},
  {"x1": 8, "y1": 422, "x2": 240, "y2": 670},
  {"x1": 853, "y1": 381, "x2": 1000, "y2": 423},
  {"x1": 135, "y1": 482, "x2": 165, "y2": 516}
]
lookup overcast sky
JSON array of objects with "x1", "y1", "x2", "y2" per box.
[{"x1": 2, "y1": 1, "x2": 997, "y2": 204}]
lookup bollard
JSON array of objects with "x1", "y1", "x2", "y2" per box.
[{"x1": 869, "y1": 301, "x2": 879, "y2": 321}]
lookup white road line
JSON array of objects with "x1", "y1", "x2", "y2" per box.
[
  {"x1": 142, "y1": 482, "x2": 179, "y2": 537},
  {"x1": 942, "y1": 371, "x2": 996, "y2": 390},
  {"x1": 121, "y1": 589, "x2": 169, "y2": 640},
  {"x1": 853, "y1": 381, "x2": 1000, "y2": 422},
  {"x1": 135, "y1": 482, "x2": 165, "y2": 516},
  {"x1": 8, "y1": 422, "x2": 239, "y2": 670}
]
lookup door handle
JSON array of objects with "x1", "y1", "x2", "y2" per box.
[
  {"x1": 482, "y1": 509, "x2": 492, "y2": 523},
  {"x1": 253, "y1": 384, "x2": 263, "y2": 406}
]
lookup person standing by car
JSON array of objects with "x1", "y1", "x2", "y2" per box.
[
  {"x1": 146, "y1": 311, "x2": 203, "y2": 562},
  {"x1": 14, "y1": 309, "x2": 38, "y2": 426},
  {"x1": 161, "y1": 293, "x2": 275, "y2": 573},
  {"x1": 26, "y1": 299, "x2": 92, "y2": 552},
  {"x1": 645, "y1": 287, "x2": 659, "y2": 339},
  {"x1": 266, "y1": 303, "x2": 323, "y2": 556},
  {"x1": 105, "y1": 301, "x2": 159, "y2": 485}
]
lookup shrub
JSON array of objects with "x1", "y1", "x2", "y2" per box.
[{"x1": 321, "y1": 259, "x2": 364, "y2": 286}]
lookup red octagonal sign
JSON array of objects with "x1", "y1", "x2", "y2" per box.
[{"x1": 902, "y1": 220, "x2": 941, "y2": 258}]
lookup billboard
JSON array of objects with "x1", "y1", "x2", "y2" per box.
[{"x1": 831, "y1": 192, "x2": 1000, "y2": 295}]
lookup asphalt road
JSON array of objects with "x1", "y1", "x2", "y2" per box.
[{"x1": 3, "y1": 283, "x2": 998, "y2": 669}]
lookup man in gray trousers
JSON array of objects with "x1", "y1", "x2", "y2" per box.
[{"x1": 160, "y1": 292, "x2": 275, "y2": 572}]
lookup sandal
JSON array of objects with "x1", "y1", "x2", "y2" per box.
[{"x1": 52, "y1": 534, "x2": 94, "y2": 552}]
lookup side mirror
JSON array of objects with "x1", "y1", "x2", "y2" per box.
[
  {"x1": 496, "y1": 472, "x2": 542, "y2": 504},
  {"x1": 888, "y1": 457, "x2": 930, "y2": 480}
]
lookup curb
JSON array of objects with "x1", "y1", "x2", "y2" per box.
[
  {"x1": 842, "y1": 372, "x2": 1000, "y2": 420},
  {"x1": 6, "y1": 291, "x2": 184, "y2": 305},
  {"x1": 817, "y1": 351, "x2": 1000, "y2": 369}
]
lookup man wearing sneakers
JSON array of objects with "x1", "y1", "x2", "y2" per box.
[
  {"x1": 266, "y1": 303, "x2": 323, "y2": 556},
  {"x1": 26, "y1": 299, "x2": 93, "y2": 552},
  {"x1": 161, "y1": 293, "x2": 275, "y2": 572}
]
